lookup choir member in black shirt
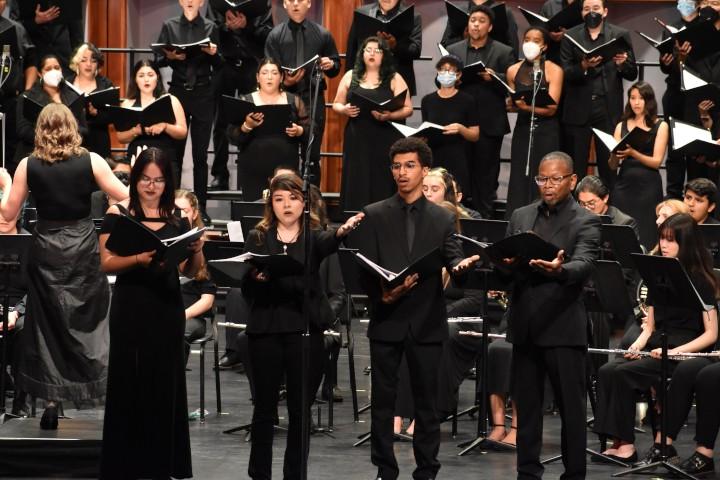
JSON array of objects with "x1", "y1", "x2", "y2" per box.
[
  {"x1": 206, "y1": 1, "x2": 273, "y2": 191},
  {"x1": 593, "y1": 213, "x2": 718, "y2": 463},
  {"x1": 447, "y1": 4, "x2": 515, "y2": 218},
  {"x1": 684, "y1": 177, "x2": 720, "y2": 224},
  {"x1": 155, "y1": 0, "x2": 222, "y2": 222},
  {"x1": 0, "y1": 0, "x2": 37, "y2": 175},
  {"x1": 441, "y1": 0, "x2": 519, "y2": 57},
  {"x1": 560, "y1": 0, "x2": 637, "y2": 187},
  {"x1": 264, "y1": 0, "x2": 340, "y2": 186},
  {"x1": 576, "y1": 175, "x2": 639, "y2": 237},
  {"x1": 539, "y1": 0, "x2": 580, "y2": 64},
  {"x1": 420, "y1": 55, "x2": 479, "y2": 199},
  {"x1": 346, "y1": 0, "x2": 422, "y2": 96}
]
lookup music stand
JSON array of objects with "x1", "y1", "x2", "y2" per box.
[
  {"x1": 240, "y1": 216, "x2": 262, "y2": 241},
  {"x1": 600, "y1": 224, "x2": 644, "y2": 268},
  {"x1": 230, "y1": 200, "x2": 265, "y2": 221},
  {"x1": 0, "y1": 234, "x2": 31, "y2": 424},
  {"x1": 613, "y1": 254, "x2": 713, "y2": 480},
  {"x1": 699, "y1": 224, "x2": 720, "y2": 268}
]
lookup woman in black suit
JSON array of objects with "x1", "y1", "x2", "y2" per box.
[{"x1": 242, "y1": 173, "x2": 362, "y2": 480}]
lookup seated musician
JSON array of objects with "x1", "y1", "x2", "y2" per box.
[
  {"x1": 576, "y1": 175, "x2": 639, "y2": 238},
  {"x1": 683, "y1": 177, "x2": 719, "y2": 224},
  {"x1": 593, "y1": 213, "x2": 718, "y2": 464}
]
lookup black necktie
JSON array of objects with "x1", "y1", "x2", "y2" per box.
[
  {"x1": 292, "y1": 23, "x2": 305, "y2": 69},
  {"x1": 405, "y1": 204, "x2": 416, "y2": 253}
]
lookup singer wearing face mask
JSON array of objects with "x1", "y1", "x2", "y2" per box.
[
  {"x1": 14, "y1": 54, "x2": 87, "y2": 172},
  {"x1": 560, "y1": 0, "x2": 637, "y2": 188},
  {"x1": 419, "y1": 54, "x2": 480, "y2": 200},
  {"x1": 505, "y1": 27, "x2": 563, "y2": 218}
]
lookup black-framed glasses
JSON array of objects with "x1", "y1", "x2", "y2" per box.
[
  {"x1": 139, "y1": 175, "x2": 166, "y2": 186},
  {"x1": 534, "y1": 174, "x2": 573, "y2": 186},
  {"x1": 577, "y1": 199, "x2": 599, "y2": 209},
  {"x1": 364, "y1": 47, "x2": 383, "y2": 55}
]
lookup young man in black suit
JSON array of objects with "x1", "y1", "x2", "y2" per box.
[
  {"x1": 446, "y1": 4, "x2": 515, "y2": 218},
  {"x1": 560, "y1": 0, "x2": 637, "y2": 187},
  {"x1": 504, "y1": 151, "x2": 601, "y2": 479},
  {"x1": 351, "y1": 137, "x2": 478, "y2": 480}
]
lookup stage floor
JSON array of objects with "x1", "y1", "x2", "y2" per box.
[{"x1": 3, "y1": 316, "x2": 718, "y2": 479}]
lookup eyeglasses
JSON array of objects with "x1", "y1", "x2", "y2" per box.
[
  {"x1": 534, "y1": 174, "x2": 573, "y2": 186},
  {"x1": 364, "y1": 47, "x2": 383, "y2": 55},
  {"x1": 390, "y1": 162, "x2": 419, "y2": 172},
  {"x1": 577, "y1": 199, "x2": 599, "y2": 209},
  {"x1": 139, "y1": 175, "x2": 166, "y2": 186}
]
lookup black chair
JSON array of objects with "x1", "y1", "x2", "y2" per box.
[{"x1": 188, "y1": 309, "x2": 222, "y2": 423}]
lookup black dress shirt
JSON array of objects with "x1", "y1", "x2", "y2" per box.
[
  {"x1": 0, "y1": 15, "x2": 35, "y2": 97},
  {"x1": 264, "y1": 19, "x2": 340, "y2": 95},
  {"x1": 156, "y1": 13, "x2": 223, "y2": 88},
  {"x1": 205, "y1": 3, "x2": 273, "y2": 66}
]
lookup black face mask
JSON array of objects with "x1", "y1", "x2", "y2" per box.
[
  {"x1": 584, "y1": 11, "x2": 603, "y2": 29},
  {"x1": 699, "y1": 5, "x2": 719, "y2": 21}
]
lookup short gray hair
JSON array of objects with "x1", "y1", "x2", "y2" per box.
[{"x1": 540, "y1": 151, "x2": 574, "y2": 173}]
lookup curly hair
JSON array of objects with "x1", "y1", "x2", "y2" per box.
[
  {"x1": 69, "y1": 42, "x2": 104, "y2": 74},
  {"x1": 32, "y1": 103, "x2": 86, "y2": 162},
  {"x1": 351, "y1": 36, "x2": 396, "y2": 89}
]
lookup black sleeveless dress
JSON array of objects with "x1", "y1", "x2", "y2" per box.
[
  {"x1": 340, "y1": 82, "x2": 403, "y2": 212},
  {"x1": 99, "y1": 209, "x2": 192, "y2": 479},
  {"x1": 611, "y1": 120, "x2": 664, "y2": 250},
  {"x1": 506, "y1": 59, "x2": 560, "y2": 218},
  {"x1": 19, "y1": 153, "x2": 110, "y2": 402}
]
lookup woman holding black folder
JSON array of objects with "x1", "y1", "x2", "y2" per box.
[
  {"x1": 0, "y1": 103, "x2": 128, "y2": 430},
  {"x1": 593, "y1": 213, "x2": 718, "y2": 464},
  {"x1": 98, "y1": 147, "x2": 204, "y2": 480},
  {"x1": 242, "y1": 173, "x2": 362, "y2": 479},
  {"x1": 226, "y1": 58, "x2": 308, "y2": 201},
  {"x1": 333, "y1": 36, "x2": 412, "y2": 212},
  {"x1": 115, "y1": 59, "x2": 187, "y2": 182},
  {"x1": 505, "y1": 26, "x2": 564, "y2": 217},
  {"x1": 608, "y1": 81, "x2": 669, "y2": 250}
]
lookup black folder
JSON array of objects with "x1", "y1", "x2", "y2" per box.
[
  {"x1": 353, "y1": 5, "x2": 415, "y2": 43},
  {"x1": 221, "y1": 95, "x2": 293, "y2": 135},
  {"x1": 353, "y1": 247, "x2": 445, "y2": 288},
  {"x1": 592, "y1": 126, "x2": 653, "y2": 154},
  {"x1": 517, "y1": 2, "x2": 582, "y2": 32},
  {"x1": 636, "y1": 31, "x2": 675, "y2": 57},
  {"x1": 680, "y1": 65, "x2": 720, "y2": 106},
  {"x1": 208, "y1": 0, "x2": 268, "y2": 17},
  {"x1": 107, "y1": 95, "x2": 176, "y2": 131},
  {"x1": 209, "y1": 252, "x2": 304, "y2": 279},
  {"x1": 86, "y1": 86, "x2": 121, "y2": 108},
  {"x1": 456, "y1": 231, "x2": 560, "y2": 264},
  {"x1": 661, "y1": 17, "x2": 720, "y2": 61},
  {"x1": 509, "y1": 88, "x2": 556, "y2": 107},
  {"x1": 281, "y1": 55, "x2": 319, "y2": 75},
  {"x1": 669, "y1": 117, "x2": 720, "y2": 158},
  {"x1": 105, "y1": 214, "x2": 205, "y2": 266},
  {"x1": 349, "y1": 89, "x2": 407, "y2": 113},
  {"x1": 22, "y1": 93, "x2": 84, "y2": 121},
  {"x1": 151, "y1": 37, "x2": 212, "y2": 58},
  {"x1": 564, "y1": 34, "x2": 630, "y2": 62},
  {"x1": 459, "y1": 60, "x2": 488, "y2": 85}
]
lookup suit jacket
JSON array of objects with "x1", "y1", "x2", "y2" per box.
[
  {"x1": 447, "y1": 38, "x2": 515, "y2": 136},
  {"x1": 505, "y1": 198, "x2": 601, "y2": 347},
  {"x1": 351, "y1": 194, "x2": 465, "y2": 343},
  {"x1": 345, "y1": 1, "x2": 422, "y2": 96},
  {"x1": 560, "y1": 22, "x2": 638, "y2": 127},
  {"x1": 440, "y1": 0, "x2": 519, "y2": 57},
  {"x1": 606, "y1": 205, "x2": 640, "y2": 241}
]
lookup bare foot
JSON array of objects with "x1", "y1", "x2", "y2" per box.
[
  {"x1": 487, "y1": 425, "x2": 506, "y2": 442},
  {"x1": 406, "y1": 420, "x2": 415, "y2": 436},
  {"x1": 615, "y1": 444, "x2": 636, "y2": 458},
  {"x1": 502, "y1": 427, "x2": 516, "y2": 446},
  {"x1": 393, "y1": 416, "x2": 402, "y2": 435}
]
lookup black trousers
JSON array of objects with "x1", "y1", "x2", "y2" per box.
[
  {"x1": 210, "y1": 63, "x2": 257, "y2": 181},
  {"x1": 247, "y1": 332, "x2": 324, "y2": 480},
  {"x1": 695, "y1": 362, "x2": 720, "y2": 449},
  {"x1": 666, "y1": 357, "x2": 714, "y2": 440},
  {"x1": 594, "y1": 357, "x2": 677, "y2": 444},
  {"x1": 183, "y1": 317, "x2": 207, "y2": 366},
  {"x1": 370, "y1": 336, "x2": 443, "y2": 480},
  {"x1": 470, "y1": 133, "x2": 503, "y2": 218},
  {"x1": 563, "y1": 97, "x2": 615, "y2": 188},
  {"x1": 169, "y1": 85, "x2": 215, "y2": 207},
  {"x1": 512, "y1": 344, "x2": 587, "y2": 480}
]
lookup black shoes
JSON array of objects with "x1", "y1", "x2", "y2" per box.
[
  {"x1": 208, "y1": 176, "x2": 229, "y2": 191},
  {"x1": 40, "y1": 404, "x2": 58, "y2": 430},
  {"x1": 632, "y1": 443, "x2": 679, "y2": 468},
  {"x1": 678, "y1": 451, "x2": 715, "y2": 475},
  {"x1": 218, "y1": 353, "x2": 241, "y2": 369}
]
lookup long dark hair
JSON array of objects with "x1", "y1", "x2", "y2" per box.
[
  {"x1": 126, "y1": 59, "x2": 165, "y2": 100},
  {"x1": 658, "y1": 213, "x2": 719, "y2": 297},
  {"x1": 351, "y1": 36, "x2": 396, "y2": 88},
  {"x1": 621, "y1": 81, "x2": 658, "y2": 126},
  {"x1": 129, "y1": 147, "x2": 177, "y2": 220}
]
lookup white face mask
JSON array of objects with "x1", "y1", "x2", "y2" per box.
[
  {"x1": 43, "y1": 69, "x2": 63, "y2": 88},
  {"x1": 522, "y1": 41, "x2": 542, "y2": 62}
]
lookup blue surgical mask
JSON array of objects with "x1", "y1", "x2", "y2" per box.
[
  {"x1": 677, "y1": 0, "x2": 697, "y2": 18},
  {"x1": 437, "y1": 71, "x2": 457, "y2": 87}
]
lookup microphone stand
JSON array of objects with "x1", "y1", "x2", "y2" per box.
[
  {"x1": 299, "y1": 58, "x2": 324, "y2": 480},
  {"x1": 524, "y1": 64, "x2": 542, "y2": 205}
]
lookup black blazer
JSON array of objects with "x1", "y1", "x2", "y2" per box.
[
  {"x1": 345, "y1": 2, "x2": 422, "y2": 96},
  {"x1": 447, "y1": 38, "x2": 515, "y2": 137},
  {"x1": 505, "y1": 199, "x2": 601, "y2": 347},
  {"x1": 560, "y1": 22, "x2": 638, "y2": 127},
  {"x1": 606, "y1": 205, "x2": 640, "y2": 241},
  {"x1": 351, "y1": 194, "x2": 465, "y2": 343},
  {"x1": 242, "y1": 227, "x2": 339, "y2": 334}
]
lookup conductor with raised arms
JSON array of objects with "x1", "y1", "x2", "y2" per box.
[{"x1": 504, "y1": 151, "x2": 600, "y2": 480}]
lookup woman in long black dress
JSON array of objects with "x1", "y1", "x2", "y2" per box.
[
  {"x1": 420, "y1": 55, "x2": 480, "y2": 199},
  {"x1": 0, "y1": 103, "x2": 128, "y2": 428},
  {"x1": 505, "y1": 26, "x2": 563, "y2": 218},
  {"x1": 67, "y1": 42, "x2": 115, "y2": 158},
  {"x1": 609, "y1": 81, "x2": 669, "y2": 250},
  {"x1": 115, "y1": 59, "x2": 187, "y2": 182},
  {"x1": 243, "y1": 173, "x2": 363, "y2": 479},
  {"x1": 98, "y1": 147, "x2": 204, "y2": 479},
  {"x1": 227, "y1": 58, "x2": 308, "y2": 201},
  {"x1": 333, "y1": 36, "x2": 412, "y2": 212}
]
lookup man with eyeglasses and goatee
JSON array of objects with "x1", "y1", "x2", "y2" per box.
[{"x1": 502, "y1": 151, "x2": 600, "y2": 480}]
